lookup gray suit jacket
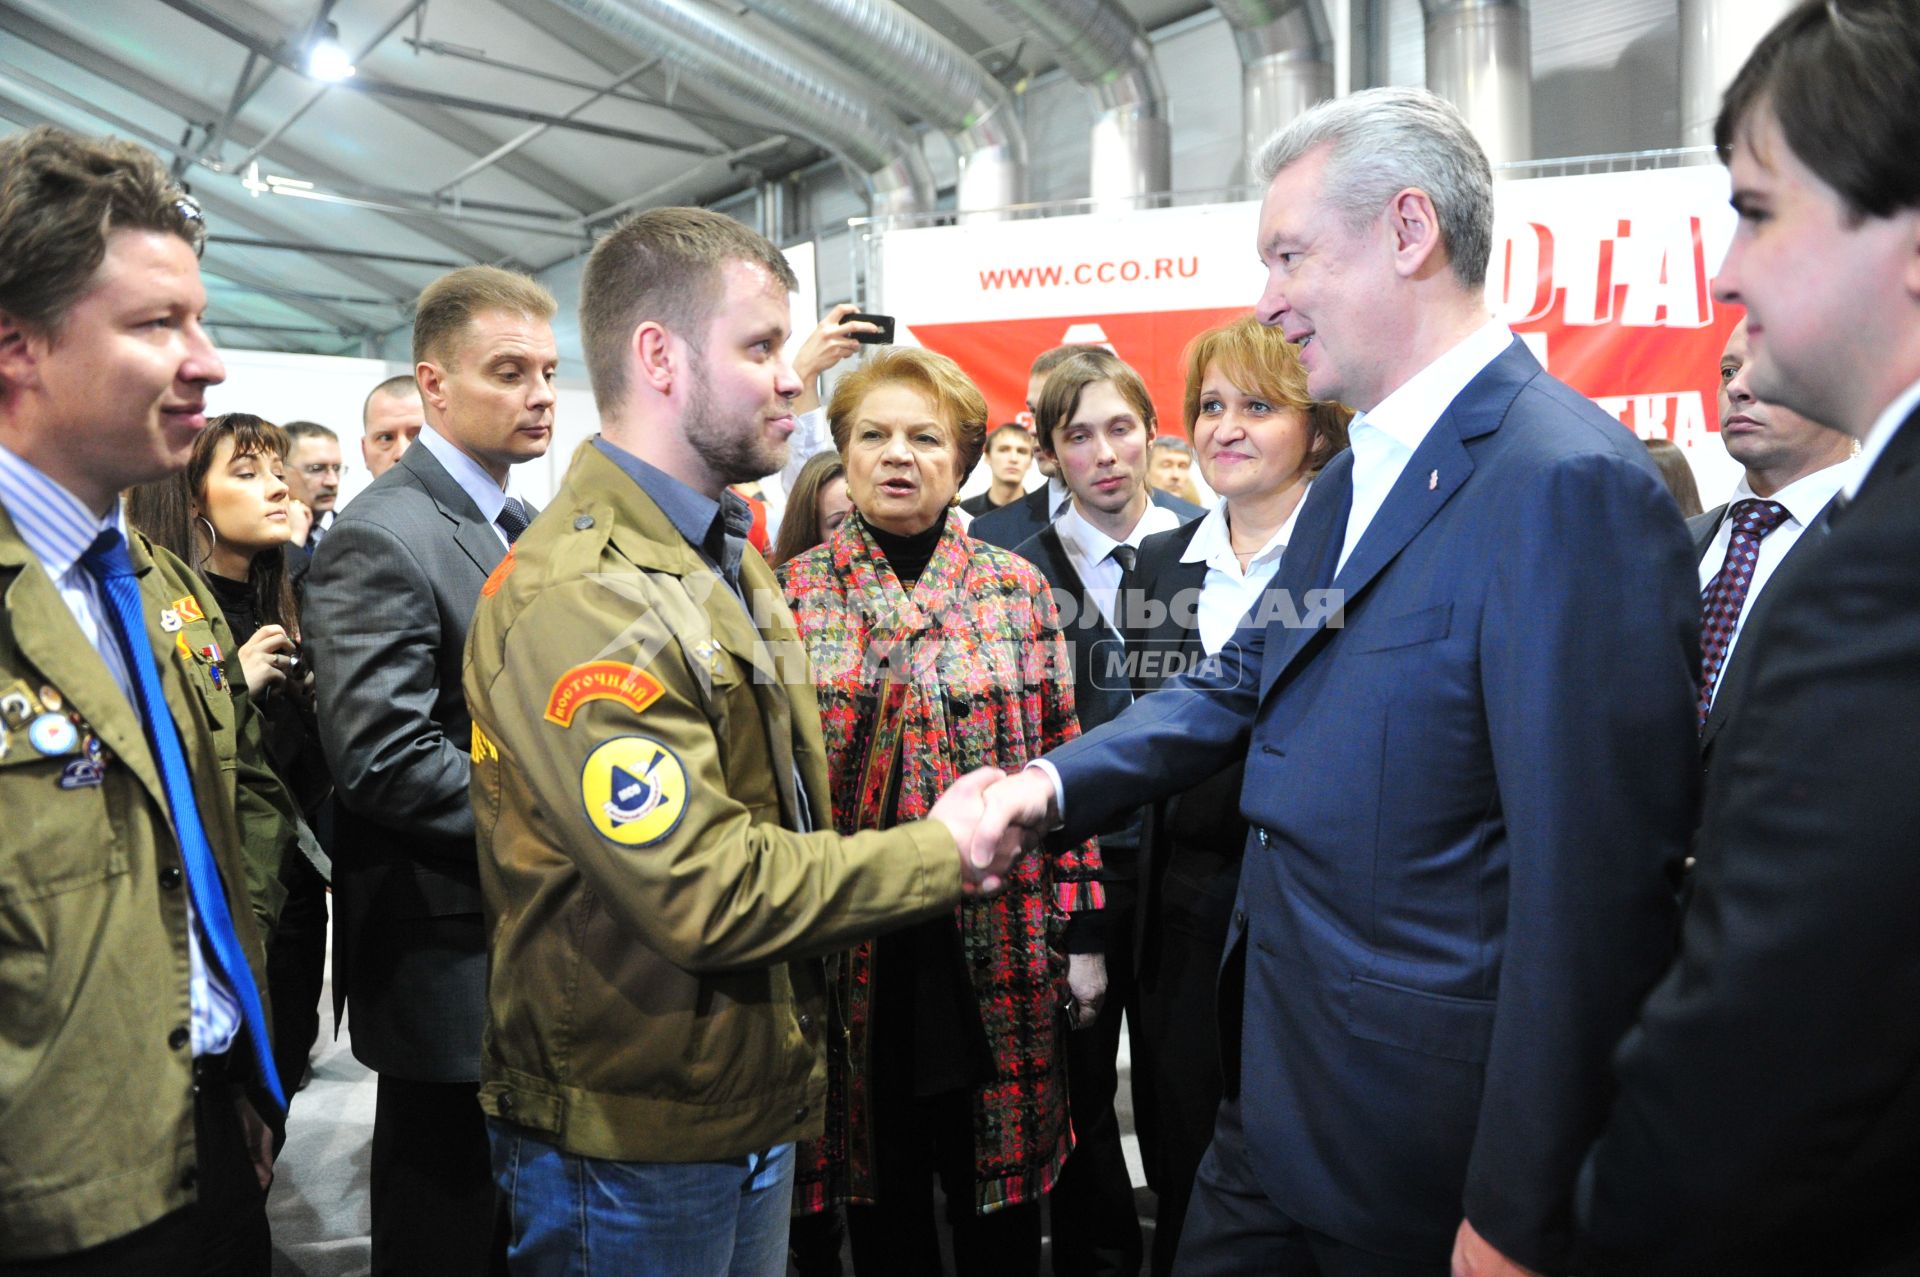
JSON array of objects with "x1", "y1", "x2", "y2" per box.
[{"x1": 305, "y1": 442, "x2": 530, "y2": 1081}]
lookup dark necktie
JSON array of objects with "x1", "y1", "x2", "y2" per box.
[
  {"x1": 496, "y1": 497, "x2": 529, "y2": 545},
  {"x1": 306, "y1": 518, "x2": 326, "y2": 551},
  {"x1": 80, "y1": 530, "x2": 285, "y2": 1113},
  {"x1": 1108, "y1": 543, "x2": 1137, "y2": 574},
  {"x1": 1697, "y1": 497, "x2": 1790, "y2": 729}
]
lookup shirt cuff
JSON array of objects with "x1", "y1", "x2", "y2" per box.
[{"x1": 1026, "y1": 760, "x2": 1066, "y2": 829}]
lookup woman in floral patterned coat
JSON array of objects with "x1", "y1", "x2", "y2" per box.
[{"x1": 778, "y1": 346, "x2": 1105, "y2": 1276}]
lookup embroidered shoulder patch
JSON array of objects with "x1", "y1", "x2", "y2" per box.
[
  {"x1": 482, "y1": 548, "x2": 517, "y2": 598},
  {"x1": 580, "y1": 736, "x2": 687, "y2": 846},
  {"x1": 169, "y1": 594, "x2": 206, "y2": 624},
  {"x1": 544, "y1": 661, "x2": 665, "y2": 727}
]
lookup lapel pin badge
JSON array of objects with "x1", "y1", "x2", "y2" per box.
[
  {"x1": 159, "y1": 608, "x2": 183, "y2": 633},
  {"x1": 1428, "y1": 469, "x2": 1439, "y2": 491}
]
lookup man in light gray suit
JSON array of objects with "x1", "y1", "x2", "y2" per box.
[{"x1": 305, "y1": 265, "x2": 557, "y2": 1277}]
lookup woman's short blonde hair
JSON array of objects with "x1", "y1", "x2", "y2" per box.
[
  {"x1": 827, "y1": 347, "x2": 990, "y2": 482},
  {"x1": 1181, "y1": 316, "x2": 1353, "y2": 474}
]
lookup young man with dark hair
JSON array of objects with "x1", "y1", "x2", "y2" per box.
[
  {"x1": 1009, "y1": 348, "x2": 1201, "y2": 1277},
  {"x1": 969, "y1": 343, "x2": 1111, "y2": 549},
  {"x1": 464, "y1": 205, "x2": 1019, "y2": 1275},
  {"x1": 1579, "y1": 4, "x2": 1920, "y2": 1273},
  {"x1": 0, "y1": 125, "x2": 303, "y2": 1274},
  {"x1": 305, "y1": 264, "x2": 558, "y2": 1277},
  {"x1": 960, "y1": 422, "x2": 1035, "y2": 516}
]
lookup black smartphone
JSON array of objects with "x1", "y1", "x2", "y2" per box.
[{"x1": 846, "y1": 312, "x2": 895, "y2": 344}]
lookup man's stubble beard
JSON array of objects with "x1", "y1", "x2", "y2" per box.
[{"x1": 683, "y1": 343, "x2": 790, "y2": 488}]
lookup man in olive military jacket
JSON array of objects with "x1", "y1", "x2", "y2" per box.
[
  {"x1": 466, "y1": 207, "x2": 1023, "y2": 1276},
  {"x1": 0, "y1": 127, "x2": 302, "y2": 1274}
]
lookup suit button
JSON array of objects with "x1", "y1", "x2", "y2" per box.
[
  {"x1": 798, "y1": 1014, "x2": 813, "y2": 1032},
  {"x1": 1233, "y1": 909, "x2": 1248, "y2": 929},
  {"x1": 168, "y1": 1026, "x2": 190, "y2": 1050},
  {"x1": 794, "y1": 1104, "x2": 810, "y2": 1122},
  {"x1": 573, "y1": 515, "x2": 595, "y2": 531},
  {"x1": 160, "y1": 866, "x2": 182, "y2": 889},
  {"x1": 1682, "y1": 856, "x2": 1697, "y2": 873},
  {"x1": 180, "y1": 1165, "x2": 198, "y2": 1190}
]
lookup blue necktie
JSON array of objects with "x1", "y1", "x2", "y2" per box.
[{"x1": 81, "y1": 529, "x2": 285, "y2": 1114}]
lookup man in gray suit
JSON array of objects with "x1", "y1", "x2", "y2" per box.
[{"x1": 306, "y1": 265, "x2": 557, "y2": 1276}]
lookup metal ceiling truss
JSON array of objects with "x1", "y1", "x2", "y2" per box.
[{"x1": 0, "y1": 4, "x2": 522, "y2": 268}]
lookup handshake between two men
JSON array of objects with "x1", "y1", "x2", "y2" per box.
[
  {"x1": 923, "y1": 764, "x2": 1104, "y2": 1029},
  {"x1": 922, "y1": 764, "x2": 1062, "y2": 896}
]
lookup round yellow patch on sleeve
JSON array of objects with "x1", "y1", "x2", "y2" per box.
[{"x1": 580, "y1": 736, "x2": 689, "y2": 846}]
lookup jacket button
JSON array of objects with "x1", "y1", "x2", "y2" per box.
[
  {"x1": 160, "y1": 866, "x2": 183, "y2": 889},
  {"x1": 798, "y1": 1014, "x2": 813, "y2": 1032},
  {"x1": 573, "y1": 515, "x2": 594, "y2": 531},
  {"x1": 1682, "y1": 856, "x2": 1698, "y2": 873},
  {"x1": 794, "y1": 1104, "x2": 810, "y2": 1122},
  {"x1": 180, "y1": 1165, "x2": 198, "y2": 1190},
  {"x1": 498, "y1": 1093, "x2": 514, "y2": 1113},
  {"x1": 168, "y1": 1026, "x2": 190, "y2": 1050},
  {"x1": 1233, "y1": 909, "x2": 1248, "y2": 930}
]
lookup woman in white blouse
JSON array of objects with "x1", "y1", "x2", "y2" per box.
[{"x1": 1121, "y1": 315, "x2": 1352, "y2": 1277}]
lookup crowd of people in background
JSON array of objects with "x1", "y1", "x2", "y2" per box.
[{"x1": 3, "y1": 2, "x2": 1919, "y2": 1276}]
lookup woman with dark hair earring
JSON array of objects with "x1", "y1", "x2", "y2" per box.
[{"x1": 128, "y1": 412, "x2": 334, "y2": 1108}]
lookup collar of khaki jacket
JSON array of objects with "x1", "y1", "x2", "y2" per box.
[{"x1": 551, "y1": 440, "x2": 829, "y2": 835}]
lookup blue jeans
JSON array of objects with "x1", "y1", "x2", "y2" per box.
[{"x1": 487, "y1": 1119, "x2": 795, "y2": 1277}]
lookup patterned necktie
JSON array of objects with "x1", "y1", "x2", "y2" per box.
[
  {"x1": 80, "y1": 530, "x2": 286, "y2": 1113},
  {"x1": 1697, "y1": 498, "x2": 1791, "y2": 729},
  {"x1": 495, "y1": 497, "x2": 529, "y2": 545}
]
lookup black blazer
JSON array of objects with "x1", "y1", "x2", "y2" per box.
[
  {"x1": 1581, "y1": 410, "x2": 1920, "y2": 1276},
  {"x1": 1120, "y1": 518, "x2": 1248, "y2": 967},
  {"x1": 1010, "y1": 489, "x2": 1207, "y2": 746},
  {"x1": 968, "y1": 483, "x2": 1055, "y2": 550},
  {"x1": 1687, "y1": 493, "x2": 1838, "y2": 760}
]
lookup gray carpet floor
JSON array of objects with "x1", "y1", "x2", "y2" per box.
[{"x1": 264, "y1": 935, "x2": 1153, "y2": 1276}]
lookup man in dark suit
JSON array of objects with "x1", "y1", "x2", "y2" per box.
[
  {"x1": 977, "y1": 86, "x2": 1699, "y2": 1276},
  {"x1": 1689, "y1": 316, "x2": 1854, "y2": 767},
  {"x1": 1578, "y1": 4, "x2": 1920, "y2": 1273},
  {"x1": 306, "y1": 265, "x2": 557, "y2": 1277},
  {"x1": 1011, "y1": 347, "x2": 1200, "y2": 1277},
  {"x1": 969, "y1": 344, "x2": 1107, "y2": 550}
]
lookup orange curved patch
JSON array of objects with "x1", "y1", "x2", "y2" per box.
[
  {"x1": 544, "y1": 661, "x2": 666, "y2": 727},
  {"x1": 481, "y1": 549, "x2": 517, "y2": 598}
]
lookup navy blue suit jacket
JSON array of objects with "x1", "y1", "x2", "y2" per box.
[{"x1": 1042, "y1": 339, "x2": 1699, "y2": 1267}]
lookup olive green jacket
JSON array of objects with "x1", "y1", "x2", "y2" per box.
[
  {"x1": 0, "y1": 506, "x2": 299, "y2": 1261},
  {"x1": 467, "y1": 441, "x2": 964, "y2": 1163}
]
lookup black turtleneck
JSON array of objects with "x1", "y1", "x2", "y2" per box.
[{"x1": 867, "y1": 509, "x2": 947, "y2": 590}]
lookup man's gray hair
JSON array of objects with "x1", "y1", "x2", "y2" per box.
[{"x1": 1255, "y1": 87, "x2": 1494, "y2": 290}]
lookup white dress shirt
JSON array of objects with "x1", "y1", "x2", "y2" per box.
[
  {"x1": 1181, "y1": 485, "x2": 1310, "y2": 656},
  {"x1": 1845, "y1": 374, "x2": 1920, "y2": 499},
  {"x1": 419, "y1": 424, "x2": 514, "y2": 547},
  {"x1": 1053, "y1": 498, "x2": 1183, "y2": 630},
  {"x1": 1696, "y1": 459, "x2": 1856, "y2": 708},
  {"x1": 0, "y1": 443, "x2": 241, "y2": 1056},
  {"x1": 1337, "y1": 319, "x2": 1515, "y2": 574}
]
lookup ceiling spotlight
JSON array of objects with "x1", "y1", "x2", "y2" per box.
[{"x1": 306, "y1": 22, "x2": 355, "y2": 82}]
